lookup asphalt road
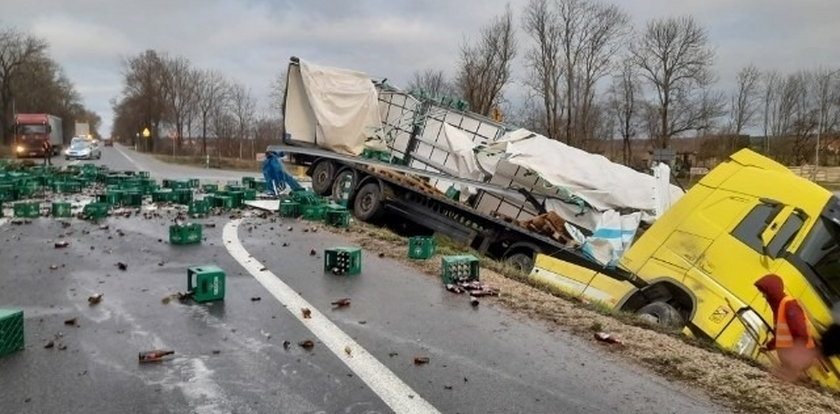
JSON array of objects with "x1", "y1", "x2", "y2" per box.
[{"x1": 0, "y1": 153, "x2": 732, "y2": 414}]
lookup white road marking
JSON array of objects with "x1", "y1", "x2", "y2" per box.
[
  {"x1": 223, "y1": 219, "x2": 440, "y2": 414},
  {"x1": 113, "y1": 145, "x2": 144, "y2": 171}
]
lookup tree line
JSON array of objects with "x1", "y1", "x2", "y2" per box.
[
  {"x1": 111, "y1": 49, "x2": 282, "y2": 161},
  {"x1": 0, "y1": 25, "x2": 100, "y2": 145},
  {"x1": 409, "y1": 0, "x2": 840, "y2": 167}
]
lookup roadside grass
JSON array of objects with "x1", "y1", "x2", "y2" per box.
[
  {"x1": 330, "y1": 220, "x2": 840, "y2": 414},
  {"x1": 153, "y1": 154, "x2": 259, "y2": 171}
]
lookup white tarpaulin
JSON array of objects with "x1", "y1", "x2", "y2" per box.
[
  {"x1": 442, "y1": 123, "x2": 484, "y2": 201},
  {"x1": 501, "y1": 129, "x2": 683, "y2": 215},
  {"x1": 298, "y1": 60, "x2": 381, "y2": 155}
]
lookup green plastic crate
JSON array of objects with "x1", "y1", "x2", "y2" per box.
[
  {"x1": 99, "y1": 190, "x2": 123, "y2": 206},
  {"x1": 187, "y1": 265, "x2": 225, "y2": 303},
  {"x1": 292, "y1": 190, "x2": 323, "y2": 206},
  {"x1": 123, "y1": 191, "x2": 143, "y2": 207},
  {"x1": 201, "y1": 184, "x2": 219, "y2": 193},
  {"x1": 217, "y1": 195, "x2": 233, "y2": 209},
  {"x1": 82, "y1": 202, "x2": 109, "y2": 220},
  {"x1": 361, "y1": 148, "x2": 392, "y2": 163},
  {"x1": 0, "y1": 185, "x2": 16, "y2": 202},
  {"x1": 250, "y1": 179, "x2": 266, "y2": 191},
  {"x1": 204, "y1": 195, "x2": 220, "y2": 207},
  {"x1": 169, "y1": 223, "x2": 202, "y2": 245},
  {"x1": 187, "y1": 178, "x2": 200, "y2": 188},
  {"x1": 325, "y1": 209, "x2": 350, "y2": 228},
  {"x1": 302, "y1": 204, "x2": 326, "y2": 221},
  {"x1": 54, "y1": 181, "x2": 82, "y2": 194},
  {"x1": 138, "y1": 171, "x2": 151, "y2": 178},
  {"x1": 0, "y1": 309, "x2": 24, "y2": 357},
  {"x1": 441, "y1": 255, "x2": 479, "y2": 284},
  {"x1": 168, "y1": 179, "x2": 190, "y2": 190},
  {"x1": 243, "y1": 188, "x2": 256, "y2": 201},
  {"x1": 188, "y1": 200, "x2": 209, "y2": 217},
  {"x1": 324, "y1": 247, "x2": 362, "y2": 275},
  {"x1": 152, "y1": 189, "x2": 174, "y2": 203},
  {"x1": 173, "y1": 189, "x2": 193, "y2": 205},
  {"x1": 52, "y1": 201, "x2": 72, "y2": 218},
  {"x1": 408, "y1": 236, "x2": 437, "y2": 260},
  {"x1": 278, "y1": 201, "x2": 301, "y2": 218},
  {"x1": 227, "y1": 191, "x2": 244, "y2": 208},
  {"x1": 13, "y1": 202, "x2": 40, "y2": 218},
  {"x1": 242, "y1": 176, "x2": 255, "y2": 187}
]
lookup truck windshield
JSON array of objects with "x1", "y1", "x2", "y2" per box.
[
  {"x1": 17, "y1": 125, "x2": 47, "y2": 134},
  {"x1": 793, "y1": 197, "x2": 840, "y2": 305}
]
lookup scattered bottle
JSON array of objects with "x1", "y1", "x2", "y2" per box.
[{"x1": 138, "y1": 350, "x2": 175, "y2": 363}]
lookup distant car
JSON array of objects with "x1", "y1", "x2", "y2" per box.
[
  {"x1": 65, "y1": 138, "x2": 101, "y2": 160},
  {"x1": 103, "y1": 138, "x2": 114, "y2": 147}
]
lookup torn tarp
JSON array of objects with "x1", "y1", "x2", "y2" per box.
[{"x1": 291, "y1": 60, "x2": 382, "y2": 155}]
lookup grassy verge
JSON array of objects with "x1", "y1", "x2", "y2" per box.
[
  {"x1": 322, "y1": 221, "x2": 840, "y2": 414},
  {"x1": 153, "y1": 154, "x2": 259, "y2": 171}
]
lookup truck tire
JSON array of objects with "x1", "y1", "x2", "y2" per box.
[
  {"x1": 505, "y1": 252, "x2": 535, "y2": 273},
  {"x1": 353, "y1": 182, "x2": 384, "y2": 222},
  {"x1": 311, "y1": 161, "x2": 335, "y2": 196},
  {"x1": 637, "y1": 302, "x2": 684, "y2": 330},
  {"x1": 331, "y1": 169, "x2": 356, "y2": 205}
]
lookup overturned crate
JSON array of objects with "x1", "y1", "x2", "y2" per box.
[
  {"x1": 170, "y1": 223, "x2": 202, "y2": 245},
  {"x1": 441, "y1": 255, "x2": 479, "y2": 284},
  {"x1": 408, "y1": 236, "x2": 436, "y2": 260},
  {"x1": 302, "y1": 204, "x2": 326, "y2": 221},
  {"x1": 187, "y1": 265, "x2": 225, "y2": 303},
  {"x1": 324, "y1": 247, "x2": 362, "y2": 275},
  {"x1": 201, "y1": 183, "x2": 219, "y2": 193}
]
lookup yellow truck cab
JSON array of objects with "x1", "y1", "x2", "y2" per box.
[{"x1": 531, "y1": 149, "x2": 840, "y2": 389}]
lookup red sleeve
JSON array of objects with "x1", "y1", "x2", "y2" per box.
[{"x1": 785, "y1": 301, "x2": 810, "y2": 345}]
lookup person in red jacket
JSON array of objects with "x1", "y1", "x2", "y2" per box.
[{"x1": 754, "y1": 273, "x2": 817, "y2": 380}]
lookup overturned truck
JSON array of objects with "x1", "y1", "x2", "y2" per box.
[{"x1": 274, "y1": 57, "x2": 840, "y2": 390}]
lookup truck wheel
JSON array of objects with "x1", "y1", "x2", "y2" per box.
[
  {"x1": 311, "y1": 161, "x2": 335, "y2": 196},
  {"x1": 637, "y1": 302, "x2": 684, "y2": 329},
  {"x1": 331, "y1": 169, "x2": 356, "y2": 205},
  {"x1": 505, "y1": 252, "x2": 535, "y2": 273},
  {"x1": 353, "y1": 182, "x2": 384, "y2": 222}
]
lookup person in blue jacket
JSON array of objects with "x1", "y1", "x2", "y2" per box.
[{"x1": 262, "y1": 150, "x2": 302, "y2": 196}]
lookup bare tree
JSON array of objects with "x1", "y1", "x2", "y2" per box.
[
  {"x1": 229, "y1": 82, "x2": 256, "y2": 159},
  {"x1": 814, "y1": 68, "x2": 840, "y2": 165},
  {"x1": 761, "y1": 70, "x2": 780, "y2": 153},
  {"x1": 729, "y1": 64, "x2": 761, "y2": 135},
  {"x1": 0, "y1": 27, "x2": 47, "y2": 144},
  {"x1": 523, "y1": 0, "x2": 564, "y2": 140},
  {"x1": 455, "y1": 6, "x2": 516, "y2": 116},
  {"x1": 122, "y1": 49, "x2": 167, "y2": 152},
  {"x1": 267, "y1": 69, "x2": 286, "y2": 116},
  {"x1": 606, "y1": 57, "x2": 640, "y2": 164},
  {"x1": 632, "y1": 16, "x2": 716, "y2": 148},
  {"x1": 195, "y1": 70, "x2": 228, "y2": 157},
  {"x1": 407, "y1": 69, "x2": 453, "y2": 99},
  {"x1": 523, "y1": 0, "x2": 629, "y2": 146},
  {"x1": 161, "y1": 56, "x2": 197, "y2": 152}
]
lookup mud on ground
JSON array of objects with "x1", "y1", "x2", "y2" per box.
[{"x1": 329, "y1": 222, "x2": 840, "y2": 414}]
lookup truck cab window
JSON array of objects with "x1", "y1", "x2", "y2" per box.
[
  {"x1": 794, "y1": 215, "x2": 840, "y2": 305},
  {"x1": 766, "y1": 212, "x2": 805, "y2": 259},
  {"x1": 731, "y1": 203, "x2": 781, "y2": 254},
  {"x1": 17, "y1": 125, "x2": 47, "y2": 134}
]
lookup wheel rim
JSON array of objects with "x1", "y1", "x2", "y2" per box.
[
  {"x1": 360, "y1": 192, "x2": 375, "y2": 213},
  {"x1": 332, "y1": 172, "x2": 353, "y2": 203}
]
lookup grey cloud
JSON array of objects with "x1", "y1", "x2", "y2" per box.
[{"x1": 4, "y1": 0, "x2": 839, "y2": 135}]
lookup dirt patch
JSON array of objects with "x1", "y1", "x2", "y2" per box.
[{"x1": 328, "y1": 221, "x2": 840, "y2": 414}]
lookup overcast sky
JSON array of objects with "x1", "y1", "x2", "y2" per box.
[{"x1": 4, "y1": 0, "x2": 840, "y2": 136}]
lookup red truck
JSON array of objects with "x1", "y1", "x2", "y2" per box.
[{"x1": 13, "y1": 113, "x2": 63, "y2": 158}]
